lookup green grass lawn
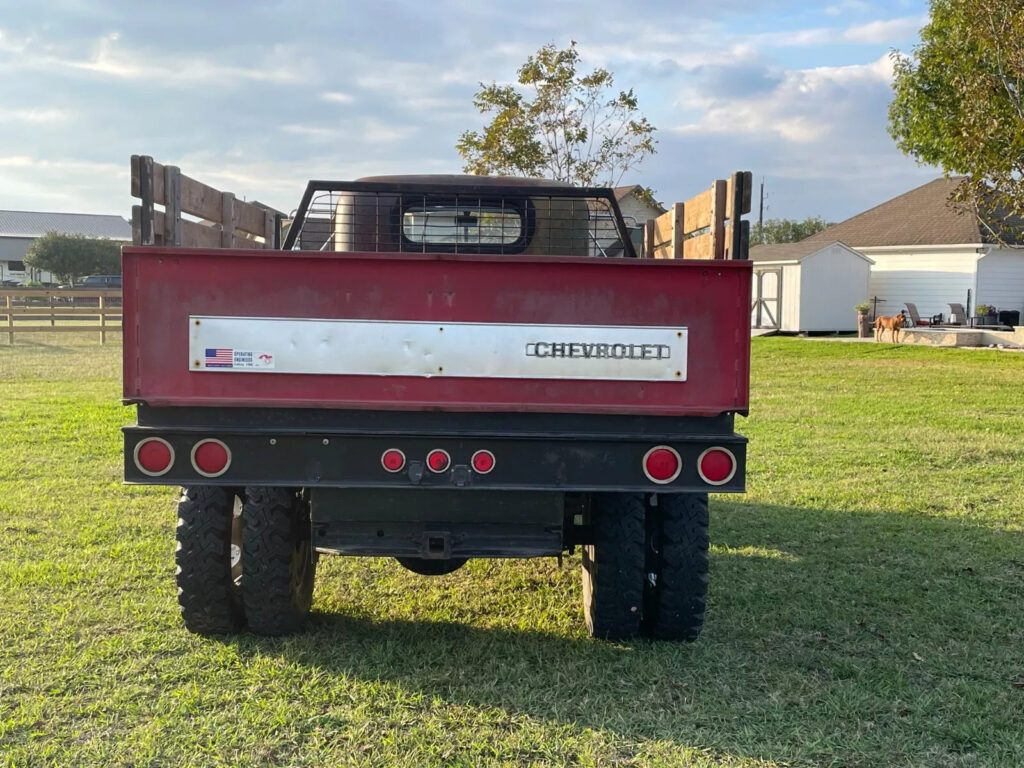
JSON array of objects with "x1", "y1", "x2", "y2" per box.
[{"x1": 1, "y1": 337, "x2": 1022, "y2": 767}]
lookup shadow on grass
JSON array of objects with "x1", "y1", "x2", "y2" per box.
[{"x1": 230, "y1": 501, "x2": 1024, "y2": 764}]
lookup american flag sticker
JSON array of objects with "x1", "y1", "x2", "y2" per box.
[{"x1": 204, "y1": 348, "x2": 234, "y2": 368}]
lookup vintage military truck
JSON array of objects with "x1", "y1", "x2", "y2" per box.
[{"x1": 123, "y1": 157, "x2": 752, "y2": 641}]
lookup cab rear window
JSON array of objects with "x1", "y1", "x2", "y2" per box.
[{"x1": 402, "y1": 204, "x2": 523, "y2": 246}]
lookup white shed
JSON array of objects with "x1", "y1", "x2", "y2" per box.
[{"x1": 749, "y1": 241, "x2": 873, "y2": 332}]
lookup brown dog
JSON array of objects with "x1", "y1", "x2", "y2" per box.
[{"x1": 874, "y1": 314, "x2": 904, "y2": 343}]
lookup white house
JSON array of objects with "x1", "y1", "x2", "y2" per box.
[
  {"x1": 0, "y1": 210, "x2": 131, "y2": 284},
  {"x1": 589, "y1": 185, "x2": 665, "y2": 257},
  {"x1": 613, "y1": 185, "x2": 665, "y2": 228},
  {"x1": 749, "y1": 241, "x2": 873, "y2": 332},
  {"x1": 799, "y1": 178, "x2": 1024, "y2": 324}
]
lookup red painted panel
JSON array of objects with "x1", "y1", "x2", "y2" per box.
[{"x1": 122, "y1": 248, "x2": 751, "y2": 416}]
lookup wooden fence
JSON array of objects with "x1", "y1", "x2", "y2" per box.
[
  {"x1": 0, "y1": 289, "x2": 123, "y2": 344},
  {"x1": 130, "y1": 155, "x2": 282, "y2": 248},
  {"x1": 645, "y1": 171, "x2": 752, "y2": 260}
]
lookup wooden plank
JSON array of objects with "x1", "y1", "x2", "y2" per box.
[
  {"x1": 163, "y1": 165, "x2": 183, "y2": 247},
  {"x1": 4, "y1": 326, "x2": 122, "y2": 333},
  {"x1": 220, "y1": 193, "x2": 235, "y2": 248},
  {"x1": 131, "y1": 205, "x2": 142, "y2": 247},
  {"x1": 130, "y1": 154, "x2": 140, "y2": 198},
  {"x1": 232, "y1": 233, "x2": 261, "y2": 249},
  {"x1": 682, "y1": 232, "x2": 714, "y2": 260},
  {"x1": 728, "y1": 171, "x2": 752, "y2": 259},
  {"x1": 182, "y1": 218, "x2": 221, "y2": 249},
  {"x1": 150, "y1": 211, "x2": 220, "y2": 248},
  {"x1": 683, "y1": 187, "x2": 714, "y2": 234},
  {"x1": 0, "y1": 290, "x2": 122, "y2": 298},
  {"x1": 709, "y1": 180, "x2": 727, "y2": 260},
  {"x1": 643, "y1": 220, "x2": 655, "y2": 259},
  {"x1": 652, "y1": 210, "x2": 674, "y2": 248},
  {"x1": 233, "y1": 199, "x2": 266, "y2": 239},
  {"x1": 671, "y1": 202, "x2": 684, "y2": 259},
  {"x1": 726, "y1": 170, "x2": 753, "y2": 220},
  {"x1": 1, "y1": 307, "x2": 123, "y2": 315},
  {"x1": 177, "y1": 171, "x2": 222, "y2": 223},
  {"x1": 139, "y1": 156, "x2": 155, "y2": 245},
  {"x1": 131, "y1": 155, "x2": 267, "y2": 237},
  {"x1": 263, "y1": 209, "x2": 275, "y2": 249}
]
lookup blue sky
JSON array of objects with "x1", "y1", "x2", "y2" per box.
[{"x1": 0, "y1": 0, "x2": 934, "y2": 223}]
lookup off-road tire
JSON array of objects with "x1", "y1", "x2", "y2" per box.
[
  {"x1": 642, "y1": 493, "x2": 710, "y2": 641},
  {"x1": 175, "y1": 486, "x2": 245, "y2": 635},
  {"x1": 582, "y1": 492, "x2": 646, "y2": 640},
  {"x1": 241, "y1": 487, "x2": 317, "y2": 636}
]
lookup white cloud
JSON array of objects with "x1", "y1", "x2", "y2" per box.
[
  {"x1": 321, "y1": 92, "x2": 354, "y2": 104},
  {"x1": 0, "y1": 156, "x2": 128, "y2": 212},
  {"x1": 754, "y1": 15, "x2": 925, "y2": 48},
  {"x1": 0, "y1": 32, "x2": 307, "y2": 87},
  {"x1": 842, "y1": 16, "x2": 926, "y2": 44},
  {"x1": 0, "y1": 108, "x2": 70, "y2": 123},
  {"x1": 824, "y1": 0, "x2": 872, "y2": 16},
  {"x1": 672, "y1": 55, "x2": 894, "y2": 146}
]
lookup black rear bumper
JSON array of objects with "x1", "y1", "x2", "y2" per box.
[{"x1": 124, "y1": 406, "x2": 746, "y2": 494}]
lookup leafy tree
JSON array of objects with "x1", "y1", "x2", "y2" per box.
[
  {"x1": 752, "y1": 217, "x2": 830, "y2": 244},
  {"x1": 456, "y1": 41, "x2": 657, "y2": 186},
  {"x1": 24, "y1": 232, "x2": 122, "y2": 284},
  {"x1": 888, "y1": 0, "x2": 1024, "y2": 240}
]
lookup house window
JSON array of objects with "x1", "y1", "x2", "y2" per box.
[{"x1": 7, "y1": 261, "x2": 25, "y2": 272}]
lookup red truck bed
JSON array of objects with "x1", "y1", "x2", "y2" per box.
[{"x1": 122, "y1": 247, "x2": 751, "y2": 417}]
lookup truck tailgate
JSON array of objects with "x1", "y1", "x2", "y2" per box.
[{"x1": 122, "y1": 248, "x2": 751, "y2": 417}]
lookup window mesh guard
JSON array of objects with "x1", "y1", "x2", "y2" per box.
[{"x1": 282, "y1": 182, "x2": 637, "y2": 259}]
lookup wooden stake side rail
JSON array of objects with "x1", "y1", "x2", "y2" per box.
[
  {"x1": 0, "y1": 289, "x2": 123, "y2": 344},
  {"x1": 130, "y1": 155, "x2": 279, "y2": 249},
  {"x1": 645, "y1": 171, "x2": 752, "y2": 260}
]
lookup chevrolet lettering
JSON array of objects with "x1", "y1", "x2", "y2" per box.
[{"x1": 525, "y1": 342, "x2": 671, "y2": 360}]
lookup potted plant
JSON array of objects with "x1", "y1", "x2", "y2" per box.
[
  {"x1": 855, "y1": 301, "x2": 871, "y2": 338},
  {"x1": 975, "y1": 304, "x2": 997, "y2": 326}
]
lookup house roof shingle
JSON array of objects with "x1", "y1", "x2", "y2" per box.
[
  {"x1": 749, "y1": 241, "x2": 830, "y2": 262},
  {"x1": 0, "y1": 210, "x2": 131, "y2": 240},
  {"x1": 801, "y1": 177, "x2": 983, "y2": 248},
  {"x1": 613, "y1": 185, "x2": 666, "y2": 215}
]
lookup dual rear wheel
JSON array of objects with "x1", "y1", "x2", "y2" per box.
[
  {"x1": 582, "y1": 492, "x2": 709, "y2": 641},
  {"x1": 174, "y1": 486, "x2": 708, "y2": 641},
  {"x1": 175, "y1": 486, "x2": 317, "y2": 636}
]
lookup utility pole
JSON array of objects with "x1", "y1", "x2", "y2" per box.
[{"x1": 758, "y1": 178, "x2": 765, "y2": 243}]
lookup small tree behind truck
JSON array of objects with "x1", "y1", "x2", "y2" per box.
[{"x1": 124, "y1": 156, "x2": 752, "y2": 640}]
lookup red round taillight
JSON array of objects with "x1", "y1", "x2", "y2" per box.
[
  {"x1": 643, "y1": 445, "x2": 681, "y2": 484},
  {"x1": 134, "y1": 437, "x2": 174, "y2": 477},
  {"x1": 471, "y1": 450, "x2": 495, "y2": 474},
  {"x1": 426, "y1": 449, "x2": 451, "y2": 473},
  {"x1": 698, "y1": 447, "x2": 737, "y2": 485},
  {"x1": 191, "y1": 439, "x2": 231, "y2": 478},
  {"x1": 381, "y1": 448, "x2": 406, "y2": 473}
]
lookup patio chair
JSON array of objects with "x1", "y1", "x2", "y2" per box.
[
  {"x1": 904, "y1": 302, "x2": 942, "y2": 327},
  {"x1": 948, "y1": 302, "x2": 968, "y2": 325}
]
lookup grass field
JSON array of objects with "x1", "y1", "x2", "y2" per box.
[{"x1": 1, "y1": 336, "x2": 1022, "y2": 767}]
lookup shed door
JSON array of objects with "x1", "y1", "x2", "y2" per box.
[{"x1": 751, "y1": 269, "x2": 782, "y2": 329}]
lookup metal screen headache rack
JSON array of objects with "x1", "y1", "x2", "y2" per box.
[{"x1": 282, "y1": 179, "x2": 638, "y2": 259}]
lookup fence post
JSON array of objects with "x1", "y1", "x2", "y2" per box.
[
  {"x1": 99, "y1": 295, "x2": 106, "y2": 345},
  {"x1": 221, "y1": 192, "x2": 235, "y2": 248},
  {"x1": 49, "y1": 294, "x2": 55, "y2": 326},
  {"x1": 6, "y1": 295, "x2": 12, "y2": 345}
]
